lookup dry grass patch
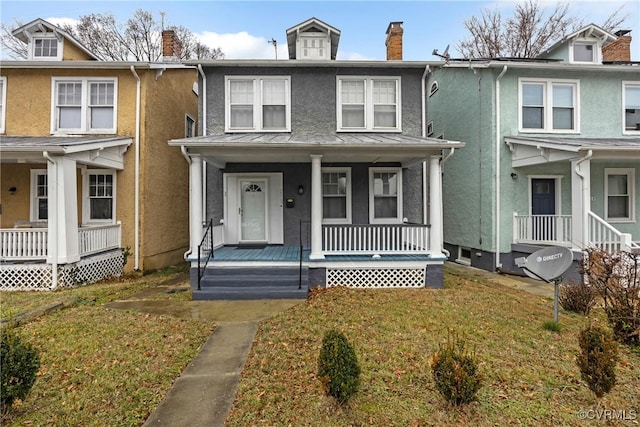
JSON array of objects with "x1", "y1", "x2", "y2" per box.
[{"x1": 226, "y1": 269, "x2": 640, "y2": 426}]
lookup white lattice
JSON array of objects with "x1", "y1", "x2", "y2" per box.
[
  {"x1": 0, "y1": 250, "x2": 123, "y2": 291},
  {"x1": 327, "y1": 268, "x2": 425, "y2": 288}
]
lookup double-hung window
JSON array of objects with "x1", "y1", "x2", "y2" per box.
[
  {"x1": 30, "y1": 170, "x2": 48, "y2": 221},
  {"x1": 322, "y1": 168, "x2": 351, "y2": 223},
  {"x1": 225, "y1": 76, "x2": 290, "y2": 132},
  {"x1": 83, "y1": 170, "x2": 116, "y2": 223},
  {"x1": 623, "y1": 81, "x2": 640, "y2": 133},
  {"x1": 52, "y1": 77, "x2": 117, "y2": 134},
  {"x1": 0, "y1": 76, "x2": 6, "y2": 133},
  {"x1": 605, "y1": 168, "x2": 635, "y2": 222},
  {"x1": 369, "y1": 167, "x2": 403, "y2": 223},
  {"x1": 520, "y1": 78, "x2": 579, "y2": 133},
  {"x1": 337, "y1": 76, "x2": 401, "y2": 132}
]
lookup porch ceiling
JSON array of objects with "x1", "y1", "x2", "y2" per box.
[
  {"x1": 169, "y1": 133, "x2": 465, "y2": 168},
  {"x1": 0, "y1": 136, "x2": 132, "y2": 169},
  {"x1": 505, "y1": 136, "x2": 640, "y2": 167}
]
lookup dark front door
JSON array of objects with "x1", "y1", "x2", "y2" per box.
[{"x1": 531, "y1": 178, "x2": 556, "y2": 241}]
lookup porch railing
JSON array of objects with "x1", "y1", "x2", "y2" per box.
[
  {"x1": 0, "y1": 228, "x2": 48, "y2": 260},
  {"x1": 322, "y1": 224, "x2": 430, "y2": 255},
  {"x1": 588, "y1": 211, "x2": 640, "y2": 252},
  {"x1": 513, "y1": 213, "x2": 572, "y2": 246},
  {"x1": 78, "y1": 223, "x2": 121, "y2": 256},
  {"x1": 197, "y1": 219, "x2": 215, "y2": 291}
]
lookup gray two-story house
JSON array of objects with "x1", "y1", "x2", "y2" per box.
[{"x1": 170, "y1": 18, "x2": 464, "y2": 298}]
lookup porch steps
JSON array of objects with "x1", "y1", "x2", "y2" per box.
[{"x1": 193, "y1": 266, "x2": 308, "y2": 300}]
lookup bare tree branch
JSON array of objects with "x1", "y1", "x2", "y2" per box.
[{"x1": 0, "y1": 19, "x2": 27, "y2": 59}]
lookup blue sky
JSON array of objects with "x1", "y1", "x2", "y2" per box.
[{"x1": 1, "y1": 0, "x2": 638, "y2": 60}]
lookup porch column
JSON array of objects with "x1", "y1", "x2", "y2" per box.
[
  {"x1": 46, "y1": 155, "x2": 79, "y2": 264},
  {"x1": 189, "y1": 153, "x2": 204, "y2": 257},
  {"x1": 571, "y1": 154, "x2": 591, "y2": 248},
  {"x1": 309, "y1": 154, "x2": 324, "y2": 260},
  {"x1": 429, "y1": 155, "x2": 444, "y2": 257}
]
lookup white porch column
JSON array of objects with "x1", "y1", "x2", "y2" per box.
[
  {"x1": 571, "y1": 154, "x2": 591, "y2": 248},
  {"x1": 189, "y1": 153, "x2": 204, "y2": 257},
  {"x1": 429, "y1": 155, "x2": 444, "y2": 256},
  {"x1": 309, "y1": 154, "x2": 324, "y2": 260},
  {"x1": 46, "y1": 155, "x2": 79, "y2": 264}
]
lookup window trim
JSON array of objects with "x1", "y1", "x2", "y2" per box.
[
  {"x1": 224, "y1": 76, "x2": 291, "y2": 133},
  {"x1": 368, "y1": 167, "x2": 403, "y2": 224},
  {"x1": 185, "y1": 113, "x2": 196, "y2": 137},
  {"x1": 569, "y1": 40, "x2": 600, "y2": 64},
  {"x1": 50, "y1": 77, "x2": 118, "y2": 135},
  {"x1": 321, "y1": 167, "x2": 352, "y2": 224},
  {"x1": 30, "y1": 169, "x2": 48, "y2": 222},
  {"x1": 299, "y1": 33, "x2": 330, "y2": 60},
  {"x1": 82, "y1": 169, "x2": 117, "y2": 225},
  {"x1": 0, "y1": 76, "x2": 6, "y2": 133},
  {"x1": 518, "y1": 77, "x2": 580, "y2": 134},
  {"x1": 604, "y1": 168, "x2": 635, "y2": 223},
  {"x1": 336, "y1": 76, "x2": 402, "y2": 132},
  {"x1": 622, "y1": 81, "x2": 640, "y2": 135},
  {"x1": 30, "y1": 35, "x2": 62, "y2": 61}
]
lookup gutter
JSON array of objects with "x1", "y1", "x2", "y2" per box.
[
  {"x1": 130, "y1": 66, "x2": 141, "y2": 271},
  {"x1": 43, "y1": 151, "x2": 57, "y2": 289},
  {"x1": 495, "y1": 65, "x2": 508, "y2": 270}
]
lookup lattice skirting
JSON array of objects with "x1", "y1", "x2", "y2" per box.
[
  {"x1": 326, "y1": 267, "x2": 425, "y2": 288},
  {"x1": 0, "y1": 250, "x2": 124, "y2": 291}
]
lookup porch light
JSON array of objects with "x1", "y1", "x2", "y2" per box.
[
  {"x1": 9, "y1": 186, "x2": 16, "y2": 195},
  {"x1": 298, "y1": 185, "x2": 305, "y2": 195},
  {"x1": 510, "y1": 173, "x2": 518, "y2": 179}
]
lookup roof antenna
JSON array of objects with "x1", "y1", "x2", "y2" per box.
[
  {"x1": 432, "y1": 45, "x2": 450, "y2": 63},
  {"x1": 268, "y1": 38, "x2": 277, "y2": 59}
]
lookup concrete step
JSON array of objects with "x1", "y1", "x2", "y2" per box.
[{"x1": 193, "y1": 286, "x2": 308, "y2": 301}]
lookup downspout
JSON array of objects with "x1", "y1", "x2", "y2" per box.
[
  {"x1": 130, "y1": 66, "x2": 141, "y2": 271},
  {"x1": 495, "y1": 65, "x2": 507, "y2": 270},
  {"x1": 421, "y1": 65, "x2": 431, "y2": 225},
  {"x1": 181, "y1": 146, "x2": 193, "y2": 259},
  {"x1": 440, "y1": 147, "x2": 456, "y2": 259},
  {"x1": 197, "y1": 64, "x2": 208, "y2": 230},
  {"x1": 43, "y1": 151, "x2": 57, "y2": 289},
  {"x1": 575, "y1": 150, "x2": 593, "y2": 247}
]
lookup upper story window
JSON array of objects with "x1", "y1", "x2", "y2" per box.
[
  {"x1": 322, "y1": 167, "x2": 351, "y2": 223},
  {"x1": 83, "y1": 170, "x2": 116, "y2": 223},
  {"x1": 34, "y1": 37, "x2": 58, "y2": 57},
  {"x1": 369, "y1": 167, "x2": 403, "y2": 224},
  {"x1": 571, "y1": 41, "x2": 599, "y2": 64},
  {"x1": 337, "y1": 76, "x2": 401, "y2": 132},
  {"x1": 605, "y1": 168, "x2": 635, "y2": 222},
  {"x1": 519, "y1": 78, "x2": 579, "y2": 133},
  {"x1": 300, "y1": 34, "x2": 329, "y2": 60},
  {"x1": 185, "y1": 114, "x2": 196, "y2": 137},
  {"x1": 52, "y1": 77, "x2": 117, "y2": 134},
  {"x1": 623, "y1": 81, "x2": 640, "y2": 133},
  {"x1": 30, "y1": 170, "x2": 48, "y2": 222},
  {"x1": 0, "y1": 76, "x2": 6, "y2": 133},
  {"x1": 225, "y1": 76, "x2": 290, "y2": 132}
]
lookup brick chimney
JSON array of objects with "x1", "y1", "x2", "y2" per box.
[
  {"x1": 162, "y1": 30, "x2": 181, "y2": 61},
  {"x1": 385, "y1": 22, "x2": 403, "y2": 61},
  {"x1": 603, "y1": 30, "x2": 631, "y2": 62}
]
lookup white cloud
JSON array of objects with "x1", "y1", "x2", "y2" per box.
[
  {"x1": 197, "y1": 31, "x2": 288, "y2": 59},
  {"x1": 45, "y1": 17, "x2": 79, "y2": 28}
]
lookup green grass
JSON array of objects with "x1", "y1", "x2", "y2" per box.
[{"x1": 226, "y1": 268, "x2": 640, "y2": 426}]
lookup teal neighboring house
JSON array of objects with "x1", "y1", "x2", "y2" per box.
[{"x1": 428, "y1": 24, "x2": 640, "y2": 275}]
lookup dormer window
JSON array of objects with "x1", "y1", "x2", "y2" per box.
[
  {"x1": 570, "y1": 40, "x2": 600, "y2": 64},
  {"x1": 300, "y1": 33, "x2": 329, "y2": 60},
  {"x1": 34, "y1": 37, "x2": 58, "y2": 58}
]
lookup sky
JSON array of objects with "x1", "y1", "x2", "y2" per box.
[{"x1": 1, "y1": 0, "x2": 639, "y2": 61}]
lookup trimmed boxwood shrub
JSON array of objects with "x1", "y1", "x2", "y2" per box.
[
  {"x1": 317, "y1": 329, "x2": 361, "y2": 405},
  {"x1": 576, "y1": 323, "x2": 619, "y2": 398},
  {"x1": 1, "y1": 327, "x2": 41, "y2": 414}
]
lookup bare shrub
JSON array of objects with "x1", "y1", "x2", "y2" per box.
[{"x1": 558, "y1": 282, "x2": 597, "y2": 316}]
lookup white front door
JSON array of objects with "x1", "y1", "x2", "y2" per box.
[{"x1": 239, "y1": 179, "x2": 268, "y2": 242}]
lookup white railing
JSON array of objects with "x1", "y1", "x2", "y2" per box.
[
  {"x1": 588, "y1": 211, "x2": 639, "y2": 253},
  {"x1": 78, "y1": 223, "x2": 122, "y2": 256},
  {"x1": 513, "y1": 213, "x2": 572, "y2": 246},
  {"x1": 0, "y1": 228, "x2": 48, "y2": 260},
  {"x1": 323, "y1": 224, "x2": 430, "y2": 255},
  {"x1": 212, "y1": 224, "x2": 225, "y2": 249}
]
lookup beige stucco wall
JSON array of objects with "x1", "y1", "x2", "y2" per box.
[{"x1": 61, "y1": 40, "x2": 94, "y2": 61}]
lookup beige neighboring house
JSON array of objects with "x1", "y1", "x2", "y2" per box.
[{"x1": 0, "y1": 18, "x2": 198, "y2": 290}]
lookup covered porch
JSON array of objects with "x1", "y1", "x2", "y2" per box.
[
  {"x1": 0, "y1": 136, "x2": 132, "y2": 290},
  {"x1": 506, "y1": 136, "x2": 640, "y2": 253}
]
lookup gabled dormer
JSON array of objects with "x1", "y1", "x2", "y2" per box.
[
  {"x1": 286, "y1": 17, "x2": 340, "y2": 60},
  {"x1": 11, "y1": 18, "x2": 99, "y2": 61},
  {"x1": 538, "y1": 24, "x2": 617, "y2": 64}
]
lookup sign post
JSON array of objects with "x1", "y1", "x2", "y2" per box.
[{"x1": 515, "y1": 246, "x2": 574, "y2": 323}]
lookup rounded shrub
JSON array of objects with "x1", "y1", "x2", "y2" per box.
[
  {"x1": 317, "y1": 329, "x2": 361, "y2": 405},
  {"x1": 1, "y1": 327, "x2": 41, "y2": 414},
  {"x1": 576, "y1": 323, "x2": 619, "y2": 398},
  {"x1": 431, "y1": 331, "x2": 482, "y2": 405}
]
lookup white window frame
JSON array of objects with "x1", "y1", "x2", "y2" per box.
[
  {"x1": 0, "y1": 76, "x2": 6, "y2": 133},
  {"x1": 185, "y1": 113, "x2": 196, "y2": 137},
  {"x1": 299, "y1": 33, "x2": 330, "y2": 60},
  {"x1": 368, "y1": 167, "x2": 403, "y2": 224},
  {"x1": 224, "y1": 76, "x2": 291, "y2": 133},
  {"x1": 518, "y1": 78, "x2": 580, "y2": 134},
  {"x1": 30, "y1": 169, "x2": 48, "y2": 222},
  {"x1": 604, "y1": 168, "x2": 635, "y2": 222},
  {"x1": 569, "y1": 39, "x2": 600, "y2": 64},
  {"x1": 51, "y1": 77, "x2": 118, "y2": 135},
  {"x1": 82, "y1": 169, "x2": 117, "y2": 224},
  {"x1": 321, "y1": 167, "x2": 352, "y2": 224},
  {"x1": 336, "y1": 76, "x2": 402, "y2": 132},
  {"x1": 30, "y1": 35, "x2": 62, "y2": 61},
  {"x1": 622, "y1": 81, "x2": 640, "y2": 134}
]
